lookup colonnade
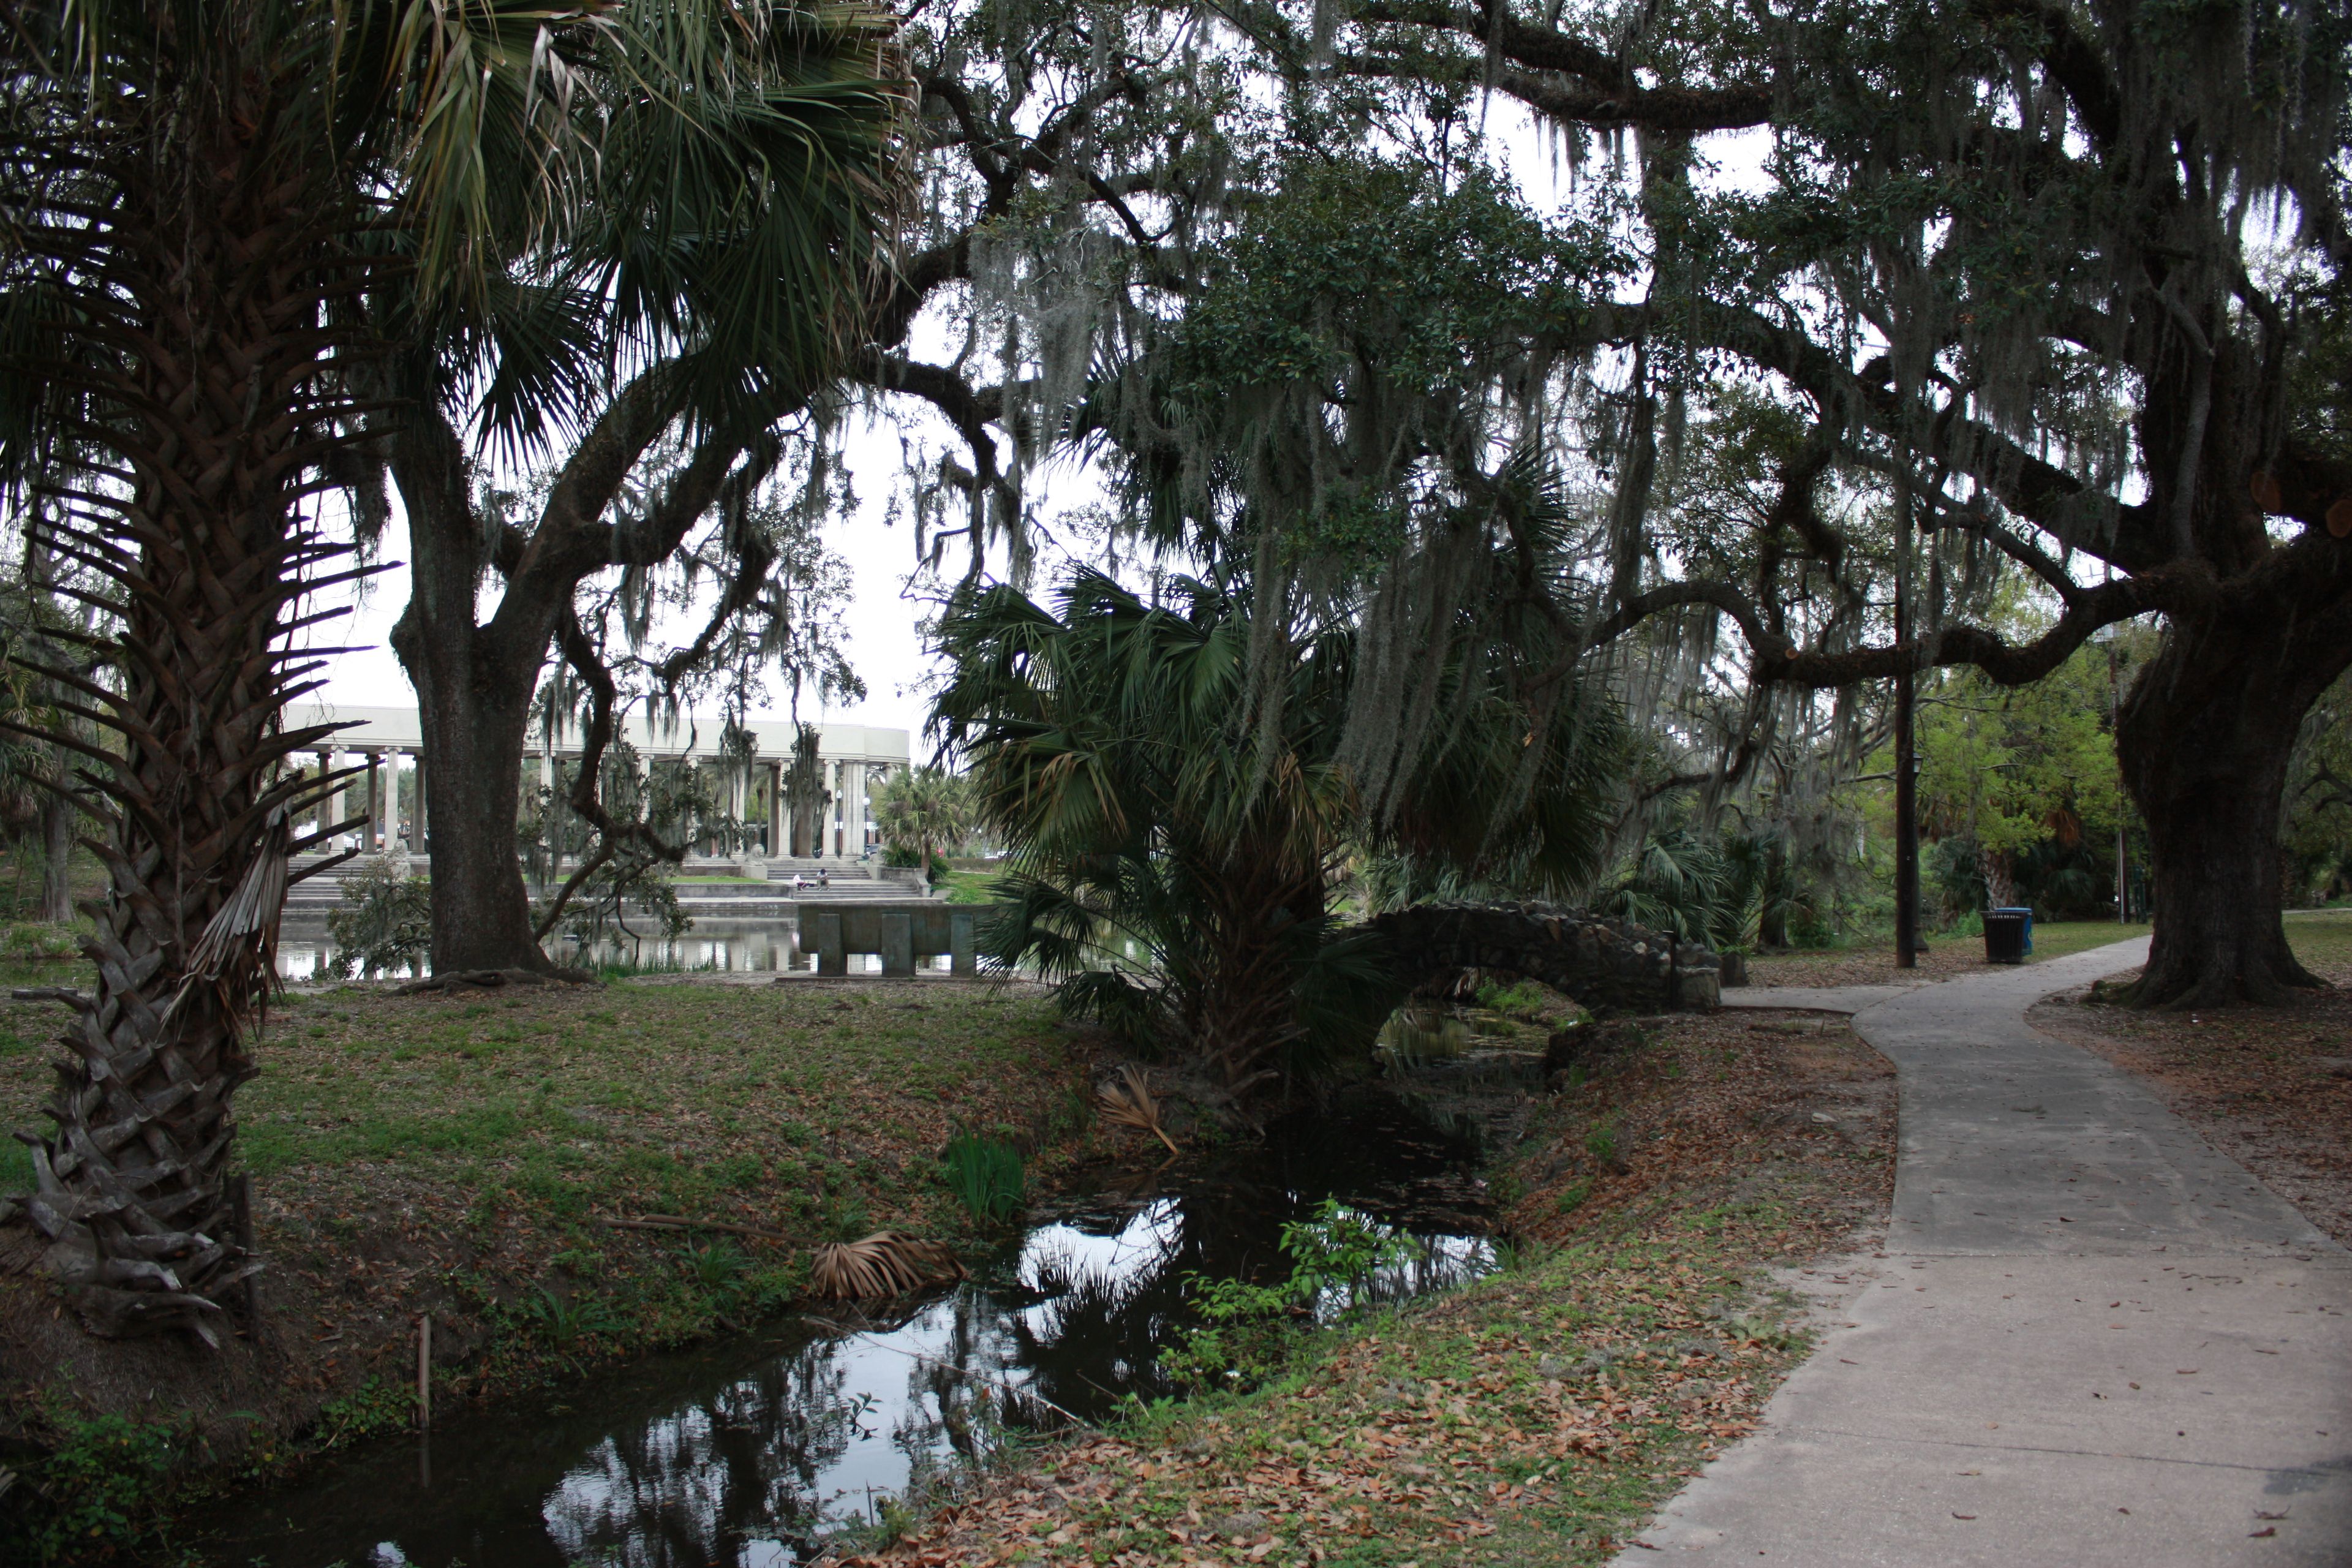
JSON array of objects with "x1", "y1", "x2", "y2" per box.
[
  {"x1": 311, "y1": 747, "x2": 424, "y2": 854},
  {"x1": 287, "y1": 704, "x2": 909, "y2": 863}
]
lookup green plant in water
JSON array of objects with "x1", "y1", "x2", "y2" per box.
[
  {"x1": 941, "y1": 1133, "x2": 1025, "y2": 1225},
  {"x1": 1472, "y1": 979, "x2": 1552, "y2": 1021},
  {"x1": 1162, "y1": 1200, "x2": 1427, "y2": 1389},
  {"x1": 315, "y1": 1375, "x2": 417, "y2": 1449}
]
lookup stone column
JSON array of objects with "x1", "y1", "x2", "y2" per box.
[
  {"x1": 317, "y1": 750, "x2": 338, "y2": 837},
  {"x1": 768, "y1": 760, "x2": 783, "y2": 858},
  {"x1": 387, "y1": 750, "x2": 404, "y2": 850},
  {"x1": 847, "y1": 761, "x2": 868, "y2": 855},
  {"x1": 413, "y1": 750, "x2": 428, "y2": 852},
  {"x1": 366, "y1": 753, "x2": 383, "y2": 852}
]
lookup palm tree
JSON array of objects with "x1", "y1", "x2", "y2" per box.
[
  {"x1": 873, "y1": 767, "x2": 974, "y2": 882},
  {"x1": 932, "y1": 565, "x2": 1626, "y2": 1099},
  {"x1": 0, "y1": 0, "x2": 904, "y2": 1342}
]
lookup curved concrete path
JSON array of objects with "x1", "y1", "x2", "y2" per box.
[{"x1": 1621, "y1": 940, "x2": 2352, "y2": 1565}]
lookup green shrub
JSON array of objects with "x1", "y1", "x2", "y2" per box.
[
  {"x1": 1161, "y1": 1199, "x2": 1424, "y2": 1389},
  {"x1": 325, "y1": 854, "x2": 432, "y2": 979},
  {"x1": 1472, "y1": 979, "x2": 1551, "y2": 1020},
  {"x1": 0, "y1": 1408, "x2": 181, "y2": 1564},
  {"x1": 941, "y1": 1133, "x2": 1025, "y2": 1224}
]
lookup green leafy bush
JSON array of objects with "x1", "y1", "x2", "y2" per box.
[
  {"x1": 0, "y1": 1408, "x2": 180, "y2": 1564},
  {"x1": 1161, "y1": 1200, "x2": 1425, "y2": 1389},
  {"x1": 1472, "y1": 979, "x2": 1552, "y2": 1020},
  {"x1": 325, "y1": 854, "x2": 431, "y2": 979}
]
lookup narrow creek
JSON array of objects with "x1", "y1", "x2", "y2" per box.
[{"x1": 205, "y1": 1088, "x2": 1507, "y2": 1567}]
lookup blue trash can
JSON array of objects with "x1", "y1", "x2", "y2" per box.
[{"x1": 1983, "y1": 907, "x2": 2033, "y2": 963}]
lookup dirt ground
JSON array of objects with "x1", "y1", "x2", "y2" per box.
[{"x1": 850, "y1": 1008, "x2": 1899, "y2": 1567}]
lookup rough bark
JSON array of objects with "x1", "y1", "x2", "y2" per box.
[
  {"x1": 6, "y1": 95, "x2": 358, "y2": 1341},
  {"x1": 2115, "y1": 594, "x2": 2352, "y2": 1008},
  {"x1": 39, "y1": 786, "x2": 72, "y2": 924},
  {"x1": 387, "y1": 409, "x2": 557, "y2": 974},
  {"x1": 1977, "y1": 845, "x2": 2017, "y2": 913}
]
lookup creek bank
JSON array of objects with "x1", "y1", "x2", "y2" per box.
[
  {"x1": 0, "y1": 975, "x2": 1099, "y2": 1551},
  {"x1": 187, "y1": 1085, "x2": 1501, "y2": 1567},
  {"x1": 854, "y1": 1005, "x2": 1898, "y2": 1568}
]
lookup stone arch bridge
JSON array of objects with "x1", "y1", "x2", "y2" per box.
[{"x1": 1364, "y1": 903, "x2": 1722, "y2": 1012}]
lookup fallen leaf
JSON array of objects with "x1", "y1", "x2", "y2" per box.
[
  {"x1": 1953, "y1": 1513, "x2": 1977, "y2": 1520},
  {"x1": 2250, "y1": 1526, "x2": 2277, "y2": 1538}
]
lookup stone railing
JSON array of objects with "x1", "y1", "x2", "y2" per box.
[{"x1": 1363, "y1": 903, "x2": 1721, "y2": 1012}]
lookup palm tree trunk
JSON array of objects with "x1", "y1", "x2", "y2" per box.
[{"x1": 10, "y1": 108, "x2": 354, "y2": 1343}]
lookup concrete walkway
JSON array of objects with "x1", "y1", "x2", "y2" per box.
[{"x1": 1620, "y1": 941, "x2": 2352, "y2": 1565}]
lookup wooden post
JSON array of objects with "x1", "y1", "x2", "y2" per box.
[
  {"x1": 231, "y1": 1172, "x2": 260, "y2": 1330},
  {"x1": 417, "y1": 1313, "x2": 432, "y2": 1430}
]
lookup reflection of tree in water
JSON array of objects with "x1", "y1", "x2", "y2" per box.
[
  {"x1": 543, "y1": 1338, "x2": 865, "y2": 1566},
  {"x1": 239, "y1": 1093, "x2": 1494, "y2": 1568},
  {"x1": 990, "y1": 1095, "x2": 1490, "y2": 1423},
  {"x1": 885, "y1": 1289, "x2": 1027, "y2": 1495}
]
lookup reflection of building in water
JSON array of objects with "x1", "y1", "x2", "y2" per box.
[{"x1": 281, "y1": 703, "x2": 910, "y2": 859}]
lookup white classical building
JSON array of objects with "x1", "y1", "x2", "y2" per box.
[{"x1": 281, "y1": 703, "x2": 911, "y2": 859}]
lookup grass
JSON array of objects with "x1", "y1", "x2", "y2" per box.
[
  {"x1": 0, "y1": 970, "x2": 1097, "y2": 1478},
  {"x1": 937, "y1": 868, "x2": 1002, "y2": 905},
  {"x1": 941, "y1": 1132, "x2": 1027, "y2": 1224},
  {"x1": 2283, "y1": 908, "x2": 2352, "y2": 971},
  {"x1": 2019, "y1": 919, "x2": 2150, "y2": 961}
]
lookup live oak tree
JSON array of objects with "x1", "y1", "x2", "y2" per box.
[
  {"x1": 372, "y1": 0, "x2": 1254, "y2": 973},
  {"x1": 1314, "y1": 0, "x2": 2352, "y2": 1004},
  {"x1": 371, "y1": 0, "x2": 911, "y2": 974},
  {"x1": 914, "y1": 0, "x2": 2351, "y2": 1007}
]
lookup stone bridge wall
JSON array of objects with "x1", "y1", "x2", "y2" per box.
[{"x1": 1365, "y1": 903, "x2": 1721, "y2": 1012}]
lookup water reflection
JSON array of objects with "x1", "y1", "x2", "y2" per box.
[
  {"x1": 276, "y1": 924, "x2": 813, "y2": 981},
  {"x1": 207, "y1": 1092, "x2": 1493, "y2": 1568}
]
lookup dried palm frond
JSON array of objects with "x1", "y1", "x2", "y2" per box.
[
  {"x1": 808, "y1": 1231, "x2": 964, "y2": 1299},
  {"x1": 1097, "y1": 1063, "x2": 1179, "y2": 1155}
]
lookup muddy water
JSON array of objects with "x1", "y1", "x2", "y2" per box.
[{"x1": 204, "y1": 1091, "x2": 1497, "y2": 1567}]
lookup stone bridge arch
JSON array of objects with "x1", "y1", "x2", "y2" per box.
[{"x1": 1363, "y1": 904, "x2": 1722, "y2": 1013}]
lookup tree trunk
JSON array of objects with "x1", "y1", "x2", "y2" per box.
[
  {"x1": 16, "y1": 107, "x2": 345, "y2": 1341},
  {"x1": 2116, "y1": 606, "x2": 2350, "y2": 1007},
  {"x1": 1977, "y1": 845, "x2": 2017, "y2": 912},
  {"x1": 389, "y1": 413, "x2": 557, "y2": 975},
  {"x1": 39, "y1": 786, "x2": 72, "y2": 924},
  {"x1": 401, "y1": 647, "x2": 550, "y2": 974}
]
